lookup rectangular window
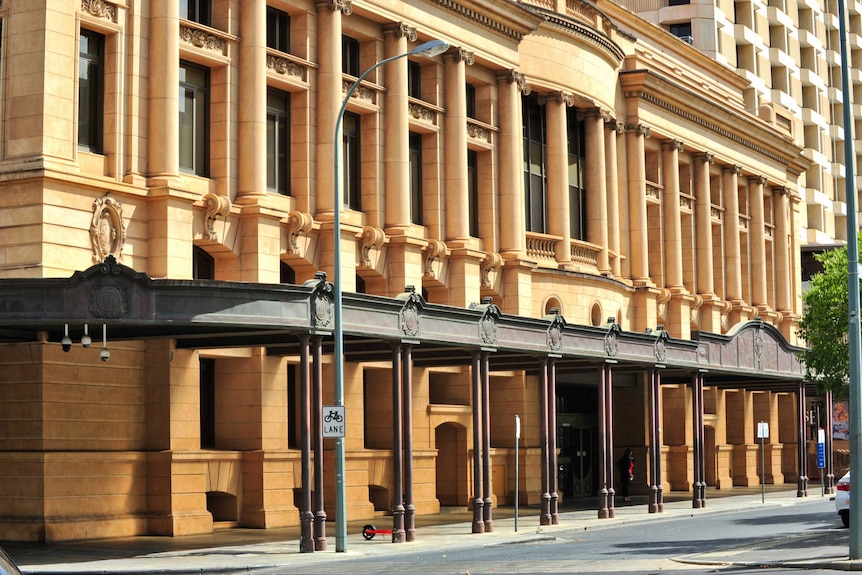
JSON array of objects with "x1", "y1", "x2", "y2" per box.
[
  {"x1": 409, "y1": 132, "x2": 423, "y2": 224},
  {"x1": 468, "y1": 150, "x2": 479, "y2": 237},
  {"x1": 78, "y1": 29, "x2": 104, "y2": 153},
  {"x1": 522, "y1": 95, "x2": 547, "y2": 233},
  {"x1": 567, "y1": 110, "x2": 587, "y2": 240},
  {"x1": 408, "y1": 61, "x2": 421, "y2": 99},
  {"x1": 342, "y1": 35, "x2": 360, "y2": 77},
  {"x1": 266, "y1": 88, "x2": 291, "y2": 195},
  {"x1": 200, "y1": 358, "x2": 215, "y2": 449},
  {"x1": 669, "y1": 22, "x2": 693, "y2": 44},
  {"x1": 343, "y1": 112, "x2": 361, "y2": 210},
  {"x1": 181, "y1": 0, "x2": 211, "y2": 26},
  {"x1": 179, "y1": 60, "x2": 210, "y2": 176},
  {"x1": 466, "y1": 83, "x2": 477, "y2": 119},
  {"x1": 266, "y1": 6, "x2": 290, "y2": 53}
]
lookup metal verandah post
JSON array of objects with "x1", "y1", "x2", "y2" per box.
[
  {"x1": 312, "y1": 336, "x2": 327, "y2": 550},
  {"x1": 391, "y1": 343, "x2": 405, "y2": 542},
  {"x1": 481, "y1": 350, "x2": 494, "y2": 532},
  {"x1": 471, "y1": 351, "x2": 484, "y2": 533},
  {"x1": 298, "y1": 335, "x2": 314, "y2": 553},
  {"x1": 548, "y1": 355, "x2": 560, "y2": 524},
  {"x1": 402, "y1": 342, "x2": 417, "y2": 541},
  {"x1": 539, "y1": 357, "x2": 551, "y2": 525}
]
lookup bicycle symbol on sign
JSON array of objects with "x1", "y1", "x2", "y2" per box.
[{"x1": 324, "y1": 409, "x2": 344, "y2": 423}]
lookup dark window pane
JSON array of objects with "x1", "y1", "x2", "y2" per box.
[
  {"x1": 193, "y1": 245, "x2": 215, "y2": 280},
  {"x1": 343, "y1": 112, "x2": 361, "y2": 210},
  {"x1": 78, "y1": 30, "x2": 104, "y2": 152},
  {"x1": 567, "y1": 110, "x2": 587, "y2": 240},
  {"x1": 408, "y1": 61, "x2": 421, "y2": 99},
  {"x1": 342, "y1": 36, "x2": 360, "y2": 76},
  {"x1": 179, "y1": 61, "x2": 209, "y2": 176},
  {"x1": 181, "y1": 0, "x2": 211, "y2": 26},
  {"x1": 522, "y1": 95, "x2": 547, "y2": 233},
  {"x1": 267, "y1": 88, "x2": 291, "y2": 195},
  {"x1": 409, "y1": 132, "x2": 423, "y2": 224},
  {"x1": 266, "y1": 6, "x2": 290, "y2": 52},
  {"x1": 200, "y1": 358, "x2": 215, "y2": 449},
  {"x1": 466, "y1": 83, "x2": 476, "y2": 119},
  {"x1": 468, "y1": 150, "x2": 479, "y2": 237}
]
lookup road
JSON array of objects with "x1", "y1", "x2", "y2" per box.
[{"x1": 249, "y1": 498, "x2": 842, "y2": 575}]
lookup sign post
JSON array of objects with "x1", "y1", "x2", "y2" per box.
[
  {"x1": 515, "y1": 414, "x2": 520, "y2": 532},
  {"x1": 322, "y1": 405, "x2": 346, "y2": 439},
  {"x1": 817, "y1": 428, "x2": 826, "y2": 497},
  {"x1": 757, "y1": 421, "x2": 769, "y2": 503}
]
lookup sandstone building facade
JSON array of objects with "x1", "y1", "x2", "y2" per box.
[{"x1": 0, "y1": 0, "x2": 823, "y2": 544}]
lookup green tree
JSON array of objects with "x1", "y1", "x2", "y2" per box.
[{"x1": 797, "y1": 243, "x2": 860, "y2": 398}]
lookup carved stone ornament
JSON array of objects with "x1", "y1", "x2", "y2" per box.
[
  {"x1": 203, "y1": 193, "x2": 231, "y2": 241},
  {"x1": 81, "y1": 0, "x2": 116, "y2": 21},
  {"x1": 360, "y1": 226, "x2": 385, "y2": 268},
  {"x1": 480, "y1": 251, "x2": 502, "y2": 289},
  {"x1": 90, "y1": 196, "x2": 126, "y2": 263},
  {"x1": 424, "y1": 239, "x2": 447, "y2": 279},
  {"x1": 604, "y1": 322, "x2": 621, "y2": 357},
  {"x1": 88, "y1": 256, "x2": 127, "y2": 319},
  {"x1": 477, "y1": 299, "x2": 501, "y2": 345},
  {"x1": 285, "y1": 211, "x2": 314, "y2": 255},
  {"x1": 180, "y1": 26, "x2": 225, "y2": 53},
  {"x1": 654, "y1": 330, "x2": 669, "y2": 363},
  {"x1": 547, "y1": 313, "x2": 566, "y2": 352},
  {"x1": 309, "y1": 280, "x2": 334, "y2": 329},
  {"x1": 754, "y1": 330, "x2": 764, "y2": 370},
  {"x1": 399, "y1": 290, "x2": 423, "y2": 338}
]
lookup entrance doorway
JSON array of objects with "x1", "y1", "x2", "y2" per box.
[{"x1": 558, "y1": 421, "x2": 596, "y2": 497}]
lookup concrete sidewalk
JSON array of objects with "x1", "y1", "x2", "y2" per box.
[{"x1": 2, "y1": 486, "x2": 853, "y2": 574}]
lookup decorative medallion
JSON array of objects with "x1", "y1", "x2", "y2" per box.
[
  {"x1": 547, "y1": 312, "x2": 566, "y2": 352},
  {"x1": 89, "y1": 258, "x2": 127, "y2": 319},
  {"x1": 478, "y1": 298, "x2": 500, "y2": 345},
  {"x1": 90, "y1": 196, "x2": 126, "y2": 263},
  {"x1": 311, "y1": 292, "x2": 332, "y2": 328},
  {"x1": 604, "y1": 321, "x2": 621, "y2": 357},
  {"x1": 399, "y1": 289, "x2": 422, "y2": 337}
]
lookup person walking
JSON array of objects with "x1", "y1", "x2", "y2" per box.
[{"x1": 617, "y1": 448, "x2": 635, "y2": 503}]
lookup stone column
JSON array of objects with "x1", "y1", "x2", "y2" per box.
[
  {"x1": 314, "y1": 0, "x2": 349, "y2": 215},
  {"x1": 497, "y1": 71, "x2": 527, "y2": 256},
  {"x1": 586, "y1": 110, "x2": 610, "y2": 275},
  {"x1": 149, "y1": 0, "x2": 180, "y2": 179},
  {"x1": 545, "y1": 93, "x2": 573, "y2": 268},
  {"x1": 626, "y1": 124, "x2": 650, "y2": 285},
  {"x1": 383, "y1": 24, "x2": 413, "y2": 231},
  {"x1": 298, "y1": 335, "x2": 315, "y2": 553},
  {"x1": 694, "y1": 153, "x2": 719, "y2": 332},
  {"x1": 444, "y1": 48, "x2": 472, "y2": 242},
  {"x1": 471, "y1": 351, "x2": 484, "y2": 533},
  {"x1": 391, "y1": 342, "x2": 406, "y2": 542},
  {"x1": 662, "y1": 140, "x2": 685, "y2": 292},
  {"x1": 748, "y1": 176, "x2": 769, "y2": 312},
  {"x1": 722, "y1": 165, "x2": 746, "y2": 323},
  {"x1": 773, "y1": 186, "x2": 792, "y2": 316},
  {"x1": 605, "y1": 118, "x2": 623, "y2": 278},
  {"x1": 238, "y1": 0, "x2": 267, "y2": 201},
  {"x1": 539, "y1": 358, "x2": 551, "y2": 525}
]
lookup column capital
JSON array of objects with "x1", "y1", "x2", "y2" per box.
[
  {"x1": 383, "y1": 22, "x2": 417, "y2": 40},
  {"x1": 662, "y1": 139, "x2": 684, "y2": 152},
  {"x1": 497, "y1": 69, "x2": 530, "y2": 95},
  {"x1": 748, "y1": 175, "x2": 768, "y2": 186},
  {"x1": 316, "y1": 0, "x2": 352, "y2": 14},
  {"x1": 538, "y1": 91, "x2": 574, "y2": 107},
  {"x1": 445, "y1": 47, "x2": 474, "y2": 65},
  {"x1": 626, "y1": 123, "x2": 651, "y2": 138},
  {"x1": 605, "y1": 117, "x2": 624, "y2": 133},
  {"x1": 722, "y1": 164, "x2": 743, "y2": 176},
  {"x1": 693, "y1": 151, "x2": 715, "y2": 164},
  {"x1": 772, "y1": 185, "x2": 791, "y2": 196}
]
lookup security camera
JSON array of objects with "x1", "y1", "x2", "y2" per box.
[
  {"x1": 100, "y1": 348, "x2": 110, "y2": 362},
  {"x1": 81, "y1": 335, "x2": 91, "y2": 348},
  {"x1": 61, "y1": 336, "x2": 72, "y2": 352}
]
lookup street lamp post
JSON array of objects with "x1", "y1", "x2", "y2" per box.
[
  {"x1": 837, "y1": 0, "x2": 862, "y2": 559},
  {"x1": 331, "y1": 38, "x2": 449, "y2": 552}
]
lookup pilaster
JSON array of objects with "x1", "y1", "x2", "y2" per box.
[
  {"x1": 444, "y1": 48, "x2": 472, "y2": 244},
  {"x1": 543, "y1": 92, "x2": 573, "y2": 268},
  {"x1": 237, "y1": 0, "x2": 268, "y2": 202},
  {"x1": 497, "y1": 70, "x2": 528, "y2": 257}
]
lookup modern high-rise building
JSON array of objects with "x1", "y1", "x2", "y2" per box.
[
  {"x1": 619, "y1": 0, "x2": 858, "y2": 256},
  {"x1": 0, "y1": 0, "x2": 824, "y2": 545}
]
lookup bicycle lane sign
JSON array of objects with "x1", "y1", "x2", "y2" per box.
[{"x1": 322, "y1": 405, "x2": 346, "y2": 438}]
